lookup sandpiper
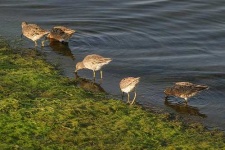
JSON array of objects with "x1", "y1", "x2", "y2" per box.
[
  {"x1": 120, "y1": 77, "x2": 140, "y2": 105},
  {"x1": 21, "y1": 22, "x2": 49, "y2": 47},
  {"x1": 164, "y1": 82, "x2": 209, "y2": 103},
  {"x1": 75, "y1": 54, "x2": 112, "y2": 79},
  {"x1": 47, "y1": 26, "x2": 75, "y2": 43}
]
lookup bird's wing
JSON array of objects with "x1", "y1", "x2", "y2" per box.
[
  {"x1": 175, "y1": 82, "x2": 194, "y2": 86},
  {"x1": 120, "y1": 77, "x2": 139, "y2": 89}
]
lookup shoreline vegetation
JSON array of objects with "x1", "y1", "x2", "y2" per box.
[{"x1": 0, "y1": 37, "x2": 225, "y2": 149}]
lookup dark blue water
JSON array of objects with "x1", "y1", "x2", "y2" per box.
[{"x1": 0, "y1": 0, "x2": 225, "y2": 130}]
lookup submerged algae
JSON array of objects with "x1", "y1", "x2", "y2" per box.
[{"x1": 0, "y1": 38, "x2": 225, "y2": 149}]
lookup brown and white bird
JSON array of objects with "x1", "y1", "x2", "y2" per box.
[
  {"x1": 47, "y1": 26, "x2": 75, "y2": 43},
  {"x1": 164, "y1": 82, "x2": 209, "y2": 103},
  {"x1": 120, "y1": 77, "x2": 140, "y2": 105},
  {"x1": 75, "y1": 54, "x2": 112, "y2": 79},
  {"x1": 21, "y1": 22, "x2": 49, "y2": 47}
]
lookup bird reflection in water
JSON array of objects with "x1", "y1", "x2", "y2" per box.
[
  {"x1": 74, "y1": 72, "x2": 105, "y2": 93},
  {"x1": 164, "y1": 98, "x2": 207, "y2": 118},
  {"x1": 49, "y1": 40, "x2": 75, "y2": 60}
]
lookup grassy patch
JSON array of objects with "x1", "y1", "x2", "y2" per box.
[{"x1": 0, "y1": 38, "x2": 225, "y2": 149}]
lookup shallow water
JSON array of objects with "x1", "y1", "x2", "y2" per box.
[{"x1": 0, "y1": 0, "x2": 225, "y2": 130}]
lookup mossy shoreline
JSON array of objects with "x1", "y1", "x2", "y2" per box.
[{"x1": 0, "y1": 38, "x2": 225, "y2": 149}]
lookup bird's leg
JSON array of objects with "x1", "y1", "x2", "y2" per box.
[
  {"x1": 121, "y1": 92, "x2": 124, "y2": 100},
  {"x1": 127, "y1": 93, "x2": 130, "y2": 103},
  {"x1": 41, "y1": 40, "x2": 45, "y2": 47},
  {"x1": 184, "y1": 98, "x2": 188, "y2": 105},
  {"x1": 34, "y1": 41, "x2": 38, "y2": 47},
  {"x1": 130, "y1": 90, "x2": 137, "y2": 105},
  {"x1": 42, "y1": 35, "x2": 50, "y2": 47},
  {"x1": 21, "y1": 33, "x2": 23, "y2": 38},
  {"x1": 100, "y1": 70, "x2": 103, "y2": 79},
  {"x1": 92, "y1": 71, "x2": 96, "y2": 83},
  {"x1": 93, "y1": 70, "x2": 96, "y2": 79}
]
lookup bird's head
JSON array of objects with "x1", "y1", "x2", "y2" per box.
[
  {"x1": 75, "y1": 62, "x2": 85, "y2": 72},
  {"x1": 164, "y1": 87, "x2": 173, "y2": 96},
  {"x1": 21, "y1": 22, "x2": 28, "y2": 28}
]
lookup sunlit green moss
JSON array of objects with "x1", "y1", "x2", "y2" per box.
[{"x1": 0, "y1": 38, "x2": 225, "y2": 149}]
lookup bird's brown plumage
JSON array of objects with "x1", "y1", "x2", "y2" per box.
[
  {"x1": 47, "y1": 26, "x2": 75, "y2": 42},
  {"x1": 164, "y1": 82, "x2": 208, "y2": 102},
  {"x1": 75, "y1": 54, "x2": 112, "y2": 79},
  {"x1": 21, "y1": 22, "x2": 49, "y2": 46}
]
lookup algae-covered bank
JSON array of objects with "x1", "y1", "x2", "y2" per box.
[{"x1": 0, "y1": 38, "x2": 225, "y2": 149}]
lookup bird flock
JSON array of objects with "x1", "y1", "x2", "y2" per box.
[{"x1": 21, "y1": 22, "x2": 209, "y2": 105}]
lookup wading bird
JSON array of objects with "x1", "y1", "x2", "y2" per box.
[
  {"x1": 164, "y1": 82, "x2": 208, "y2": 104},
  {"x1": 75, "y1": 54, "x2": 112, "y2": 79},
  {"x1": 120, "y1": 77, "x2": 140, "y2": 105},
  {"x1": 47, "y1": 26, "x2": 75, "y2": 43},
  {"x1": 21, "y1": 22, "x2": 49, "y2": 47}
]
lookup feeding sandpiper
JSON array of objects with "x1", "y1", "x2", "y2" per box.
[
  {"x1": 21, "y1": 22, "x2": 49, "y2": 47},
  {"x1": 75, "y1": 54, "x2": 112, "y2": 79},
  {"x1": 47, "y1": 26, "x2": 75, "y2": 43},
  {"x1": 120, "y1": 77, "x2": 140, "y2": 105},
  {"x1": 164, "y1": 82, "x2": 209, "y2": 103}
]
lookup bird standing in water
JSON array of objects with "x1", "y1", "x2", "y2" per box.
[
  {"x1": 21, "y1": 22, "x2": 49, "y2": 47},
  {"x1": 75, "y1": 54, "x2": 112, "y2": 79},
  {"x1": 120, "y1": 77, "x2": 140, "y2": 105},
  {"x1": 164, "y1": 82, "x2": 209, "y2": 104},
  {"x1": 47, "y1": 26, "x2": 75, "y2": 43}
]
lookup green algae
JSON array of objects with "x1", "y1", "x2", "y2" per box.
[{"x1": 0, "y1": 38, "x2": 225, "y2": 149}]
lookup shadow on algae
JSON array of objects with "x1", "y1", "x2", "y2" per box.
[{"x1": 0, "y1": 37, "x2": 225, "y2": 149}]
